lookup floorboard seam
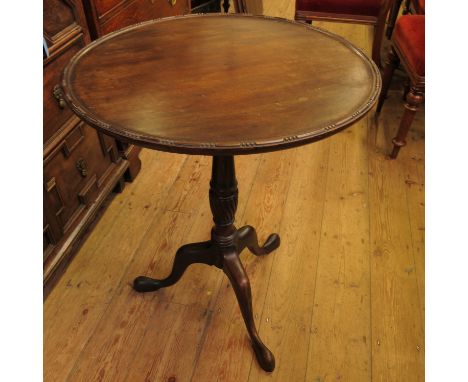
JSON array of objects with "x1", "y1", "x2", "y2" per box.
[
  {"x1": 404, "y1": 159, "x2": 425, "y2": 336},
  {"x1": 63, "y1": 154, "x2": 189, "y2": 382},
  {"x1": 303, "y1": 141, "x2": 331, "y2": 382},
  {"x1": 245, "y1": 150, "x2": 298, "y2": 381},
  {"x1": 188, "y1": 308, "x2": 215, "y2": 382},
  {"x1": 367, "y1": 112, "x2": 374, "y2": 382}
]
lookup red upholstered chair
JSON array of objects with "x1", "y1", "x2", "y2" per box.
[
  {"x1": 386, "y1": 0, "x2": 424, "y2": 38},
  {"x1": 377, "y1": 15, "x2": 425, "y2": 159},
  {"x1": 295, "y1": 0, "x2": 394, "y2": 66}
]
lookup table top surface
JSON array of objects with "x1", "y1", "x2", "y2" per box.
[{"x1": 62, "y1": 14, "x2": 381, "y2": 155}]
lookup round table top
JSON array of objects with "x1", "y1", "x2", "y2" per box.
[{"x1": 62, "y1": 14, "x2": 381, "y2": 155}]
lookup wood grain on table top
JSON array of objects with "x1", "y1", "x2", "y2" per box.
[{"x1": 63, "y1": 14, "x2": 380, "y2": 155}]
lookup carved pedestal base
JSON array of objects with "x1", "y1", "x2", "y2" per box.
[{"x1": 133, "y1": 156, "x2": 280, "y2": 372}]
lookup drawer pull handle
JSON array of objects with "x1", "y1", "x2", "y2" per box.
[
  {"x1": 76, "y1": 158, "x2": 88, "y2": 177},
  {"x1": 53, "y1": 85, "x2": 66, "y2": 109}
]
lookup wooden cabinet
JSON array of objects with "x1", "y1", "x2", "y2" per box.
[
  {"x1": 44, "y1": 1, "x2": 90, "y2": 144},
  {"x1": 44, "y1": 0, "x2": 192, "y2": 295},
  {"x1": 82, "y1": 0, "x2": 191, "y2": 38},
  {"x1": 43, "y1": 0, "x2": 135, "y2": 293}
]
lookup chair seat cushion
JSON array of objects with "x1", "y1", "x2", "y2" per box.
[
  {"x1": 296, "y1": 0, "x2": 382, "y2": 17},
  {"x1": 394, "y1": 15, "x2": 425, "y2": 76}
]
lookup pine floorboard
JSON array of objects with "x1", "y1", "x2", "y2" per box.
[{"x1": 44, "y1": 1, "x2": 425, "y2": 381}]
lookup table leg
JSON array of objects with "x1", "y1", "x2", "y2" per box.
[
  {"x1": 133, "y1": 155, "x2": 279, "y2": 372},
  {"x1": 133, "y1": 241, "x2": 218, "y2": 291},
  {"x1": 236, "y1": 225, "x2": 280, "y2": 256},
  {"x1": 223, "y1": 248, "x2": 275, "y2": 372}
]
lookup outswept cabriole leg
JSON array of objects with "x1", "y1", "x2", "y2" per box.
[
  {"x1": 133, "y1": 241, "x2": 217, "y2": 292},
  {"x1": 236, "y1": 225, "x2": 280, "y2": 256},
  {"x1": 133, "y1": 155, "x2": 278, "y2": 370},
  {"x1": 222, "y1": 249, "x2": 275, "y2": 372}
]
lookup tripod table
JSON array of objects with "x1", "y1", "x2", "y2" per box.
[{"x1": 62, "y1": 14, "x2": 380, "y2": 372}]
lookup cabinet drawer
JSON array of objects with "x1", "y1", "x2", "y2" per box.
[
  {"x1": 44, "y1": 119, "x2": 120, "y2": 241},
  {"x1": 43, "y1": 35, "x2": 86, "y2": 144},
  {"x1": 100, "y1": 0, "x2": 189, "y2": 35}
]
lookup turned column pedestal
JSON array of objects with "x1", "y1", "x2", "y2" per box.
[{"x1": 133, "y1": 156, "x2": 280, "y2": 372}]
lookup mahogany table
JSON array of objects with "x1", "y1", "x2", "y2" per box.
[{"x1": 62, "y1": 14, "x2": 380, "y2": 372}]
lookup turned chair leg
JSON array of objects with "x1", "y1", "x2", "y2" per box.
[
  {"x1": 222, "y1": 249, "x2": 275, "y2": 372},
  {"x1": 390, "y1": 85, "x2": 424, "y2": 159},
  {"x1": 376, "y1": 48, "x2": 400, "y2": 113},
  {"x1": 402, "y1": 79, "x2": 410, "y2": 100}
]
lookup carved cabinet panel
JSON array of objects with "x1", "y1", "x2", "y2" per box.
[
  {"x1": 44, "y1": 0, "x2": 135, "y2": 294},
  {"x1": 43, "y1": 121, "x2": 119, "y2": 242},
  {"x1": 44, "y1": 0, "x2": 91, "y2": 54},
  {"x1": 82, "y1": 0, "x2": 191, "y2": 38},
  {"x1": 44, "y1": 0, "x2": 189, "y2": 293}
]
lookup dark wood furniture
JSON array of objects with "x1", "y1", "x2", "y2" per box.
[
  {"x1": 386, "y1": 0, "x2": 424, "y2": 39},
  {"x1": 44, "y1": 0, "x2": 191, "y2": 295},
  {"x1": 82, "y1": 0, "x2": 191, "y2": 38},
  {"x1": 61, "y1": 14, "x2": 380, "y2": 372},
  {"x1": 377, "y1": 15, "x2": 425, "y2": 158},
  {"x1": 294, "y1": 0, "x2": 394, "y2": 66},
  {"x1": 43, "y1": 0, "x2": 134, "y2": 294}
]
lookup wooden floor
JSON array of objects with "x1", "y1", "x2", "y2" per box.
[{"x1": 44, "y1": 2, "x2": 425, "y2": 381}]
